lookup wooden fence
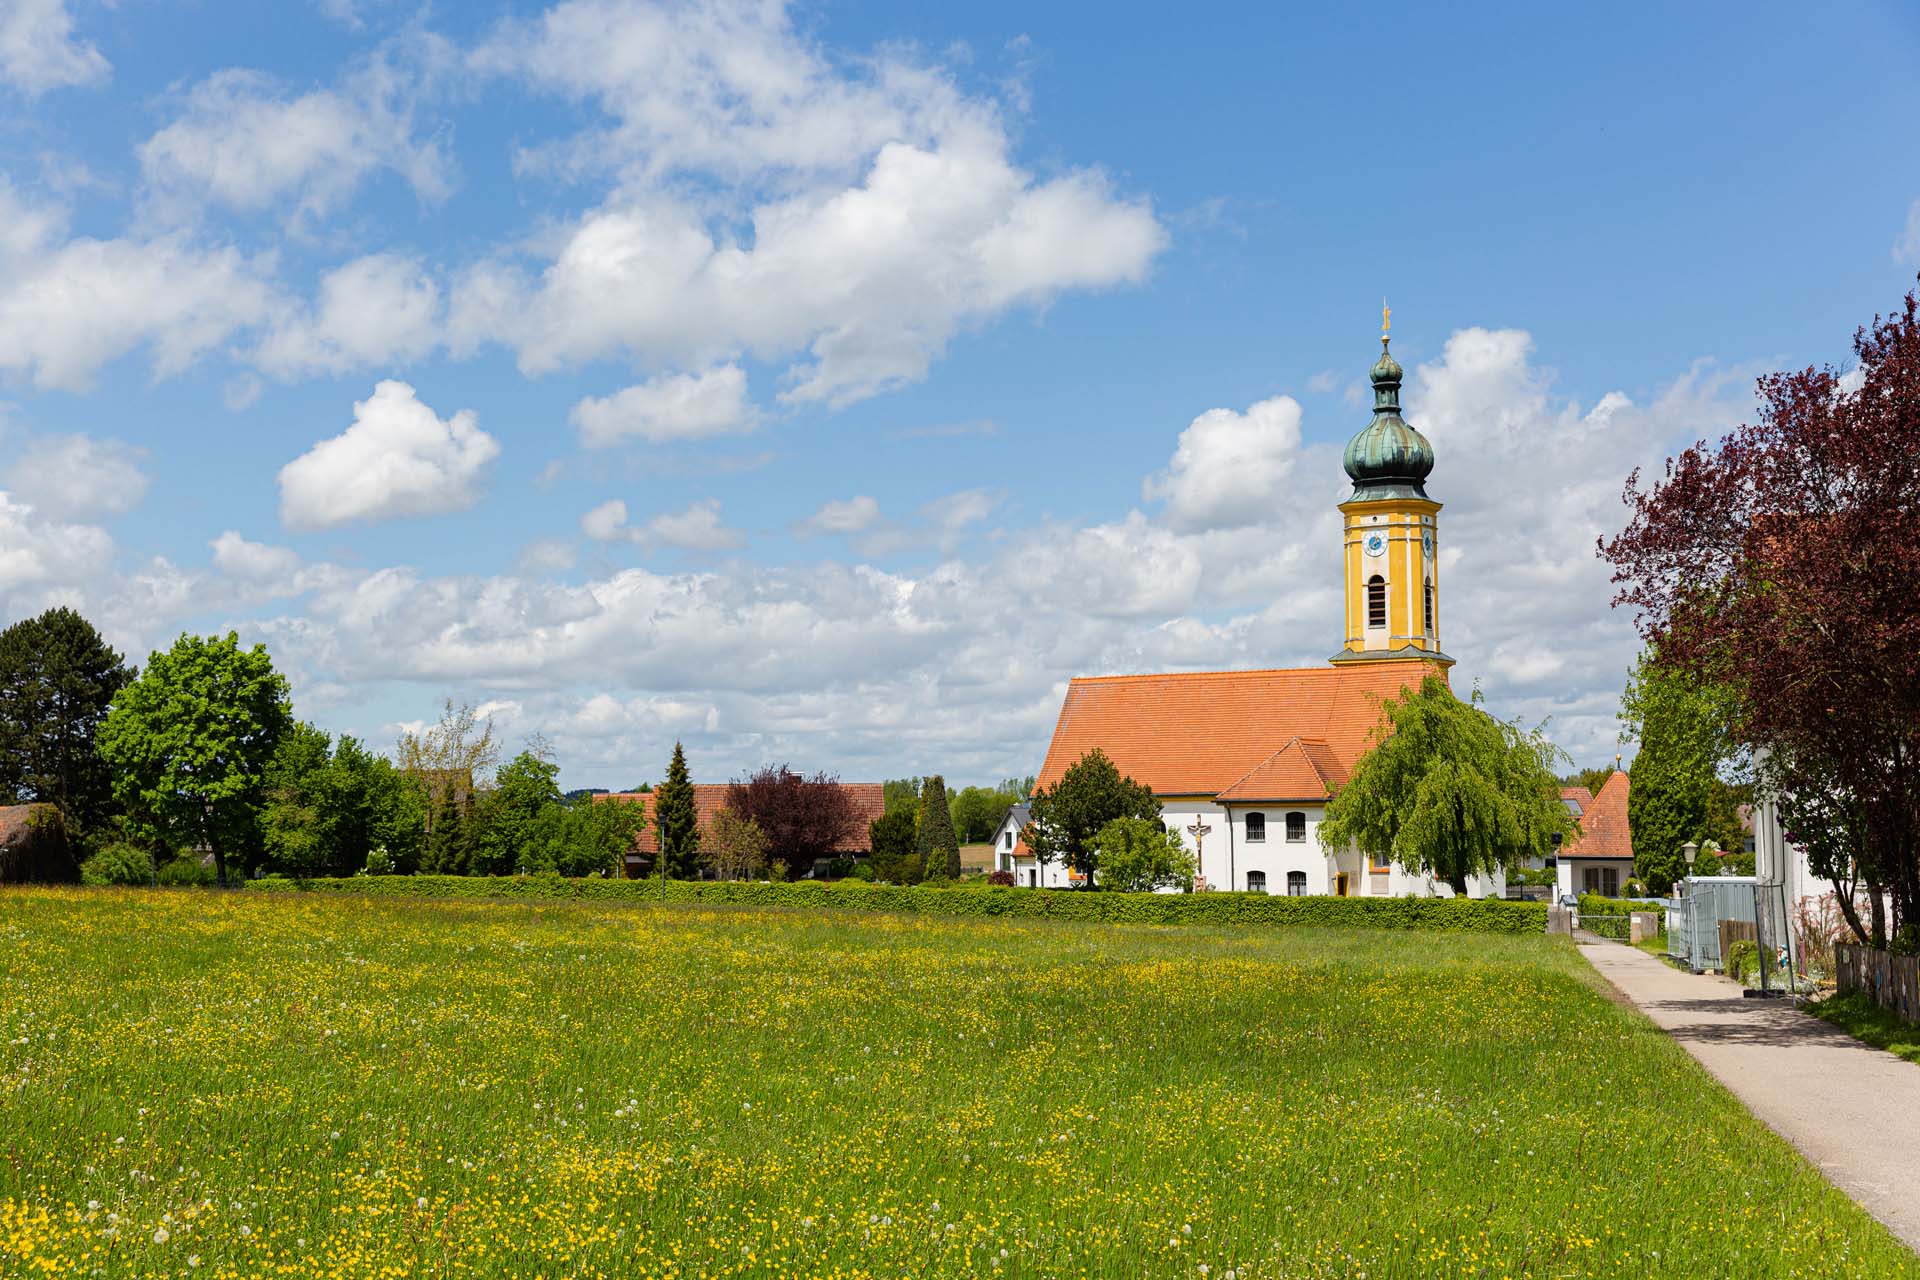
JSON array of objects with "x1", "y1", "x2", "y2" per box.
[{"x1": 1835, "y1": 943, "x2": 1920, "y2": 1024}]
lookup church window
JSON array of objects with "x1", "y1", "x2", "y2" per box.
[
  {"x1": 1287, "y1": 871, "x2": 1307, "y2": 896},
  {"x1": 1424, "y1": 579, "x2": 1434, "y2": 633},
  {"x1": 1245, "y1": 812, "x2": 1266, "y2": 843},
  {"x1": 1246, "y1": 870, "x2": 1268, "y2": 894},
  {"x1": 1285, "y1": 811, "x2": 1306, "y2": 842},
  {"x1": 1367, "y1": 575, "x2": 1387, "y2": 628}
]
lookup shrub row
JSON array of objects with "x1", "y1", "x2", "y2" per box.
[
  {"x1": 247, "y1": 874, "x2": 1549, "y2": 933},
  {"x1": 1576, "y1": 892, "x2": 1665, "y2": 940}
]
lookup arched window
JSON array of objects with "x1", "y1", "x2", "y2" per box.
[
  {"x1": 1367, "y1": 575, "x2": 1387, "y2": 629},
  {"x1": 1246, "y1": 870, "x2": 1268, "y2": 894},
  {"x1": 1423, "y1": 578, "x2": 1434, "y2": 634},
  {"x1": 1285, "y1": 811, "x2": 1307, "y2": 842},
  {"x1": 1245, "y1": 812, "x2": 1266, "y2": 843},
  {"x1": 1286, "y1": 871, "x2": 1307, "y2": 896}
]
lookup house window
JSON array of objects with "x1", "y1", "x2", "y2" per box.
[
  {"x1": 1285, "y1": 811, "x2": 1306, "y2": 842},
  {"x1": 1423, "y1": 579, "x2": 1434, "y2": 633},
  {"x1": 1246, "y1": 870, "x2": 1268, "y2": 894},
  {"x1": 1581, "y1": 866, "x2": 1619, "y2": 897},
  {"x1": 1367, "y1": 575, "x2": 1387, "y2": 629},
  {"x1": 1287, "y1": 871, "x2": 1306, "y2": 896},
  {"x1": 1245, "y1": 812, "x2": 1266, "y2": 843},
  {"x1": 1003, "y1": 830, "x2": 1014, "y2": 850}
]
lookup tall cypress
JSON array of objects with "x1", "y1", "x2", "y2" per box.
[
  {"x1": 655, "y1": 742, "x2": 700, "y2": 879},
  {"x1": 0, "y1": 607, "x2": 132, "y2": 835},
  {"x1": 916, "y1": 774, "x2": 959, "y2": 880}
]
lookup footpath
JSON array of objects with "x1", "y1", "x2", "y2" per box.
[{"x1": 1578, "y1": 937, "x2": 1920, "y2": 1254}]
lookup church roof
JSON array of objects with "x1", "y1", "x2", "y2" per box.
[
  {"x1": 1034, "y1": 662, "x2": 1445, "y2": 800},
  {"x1": 1559, "y1": 770, "x2": 1632, "y2": 861}
]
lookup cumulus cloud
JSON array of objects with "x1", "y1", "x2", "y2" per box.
[
  {"x1": 0, "y1": 491, "x2": 112, "y2": 591},
  {"x1": 453, "y1": 0, "x2": 1165, "y2": 407},
  {"x1": 1144, "y1": 394, "x2": 1305, "y2": 531},
  {"x1": 210, "y1": 530, "x2": 300, "y2": 580},
  {"x1": 580, "y1": 498, "x2": 632, "y2": 543},
  {"x1": 922, "y1": 487, "x2": 999, "y2": 531},
  {"x1": 643, "y1": 498, "x2": 745, "y2": 551},
  {"x1": 254, "y1": 253, "x2": 440, "y2": 377},
  {"x1": 138, "y1": 44, "x2": 451, "y2": 225},
  {"x1": 278, "y1": 381, "x2": 499, "y2": 531},
  {"x1": 0, "y1": 182, "x2": 276, "y2": 391},
  {"x1": 3, "y1": 433, "x2": 148, "y2": 520},
  {"x1": 0, "y1": 0, "x2": 108, "y2": 96},
  {"x1": 570, "y1": 364, "x2": 757, "y2": 447},
  {"x1": 1897, "y1": 197, "x2": 1920, "y2": 266},
  {"x1": 799, "y1": 495, "x2": 881, "y2": 536}
]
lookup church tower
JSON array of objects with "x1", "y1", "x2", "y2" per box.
[{"x1": 1329, "y1": 308, "x2": 1454, "y2": 668}]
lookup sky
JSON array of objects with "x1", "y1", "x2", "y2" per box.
[{"x1": 1, "y1": 0, "x2": 1918, "y2": 792}]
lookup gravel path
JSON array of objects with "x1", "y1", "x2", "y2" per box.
[{"x1": 1579, "y1": 937, "x2": 1920, "y2": 1253}]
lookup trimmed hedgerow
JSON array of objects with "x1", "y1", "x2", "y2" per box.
[{"x1": 246, "y1": 874, "x2": 1548, "y2": 933}]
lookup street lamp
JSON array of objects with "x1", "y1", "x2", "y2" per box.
[{"x1": 1682, "y1": 840, "x2": 1698, "y2": 877}]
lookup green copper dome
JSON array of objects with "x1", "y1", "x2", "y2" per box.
[{"x1": 1344, "y1": 335, "x2": 1433, "y2": 499}]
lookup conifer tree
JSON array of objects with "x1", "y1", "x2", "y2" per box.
[
  {"x1": 916, "y1": 774, "x2": 959, "y2": 879},
  {"x1": 425, "y1": 785, "x2": 471, "y2": 875},
  {"x1": 654, "y1": 742, "x2": 700, "y2": 879}
]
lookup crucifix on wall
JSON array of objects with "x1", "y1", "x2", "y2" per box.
[{"x1": 1185, "y1": 818, "x2": 1212, "y2": 892}]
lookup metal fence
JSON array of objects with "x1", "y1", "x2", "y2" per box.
[{"x1": 1664, "y1": 876, "x2": 1797, "y2": 988}]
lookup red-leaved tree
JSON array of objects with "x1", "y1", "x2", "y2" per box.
[
  {"x1": 1601, "y1": 285, "x2": 1920, "y2": 949},
  {"x1": 724, "y1": 765, "x2": 859, "y2": 878}
]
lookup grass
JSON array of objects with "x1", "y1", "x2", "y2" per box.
[
  {"x1": 1, "y1": 889, "x2": 1913, "y2": 1279},
  {"x1": 1808, "y1": 991, "x2": 1920, "y2": 1066}
]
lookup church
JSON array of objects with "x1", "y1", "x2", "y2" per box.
[{"x1": 1009, "y1": 316, "x2": 1505, "y2": 899}]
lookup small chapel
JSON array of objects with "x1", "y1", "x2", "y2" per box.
[{"x1": 1008, "y1": 314, "x2": 1505, "y2": 899}]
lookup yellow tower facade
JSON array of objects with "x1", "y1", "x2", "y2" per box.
[{"x1": 1329, "y1": 313, "x2": 1453, "y2": 669}]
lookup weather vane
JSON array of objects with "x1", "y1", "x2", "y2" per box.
[{"x1": 1382, "y1": 297, "x2": 1391, "y2": 335}]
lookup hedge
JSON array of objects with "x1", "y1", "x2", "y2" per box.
[
  {"x1": 1577, "y1": 892, "x2": 1664, "y2": 940},
  {"x1": 246, "y1": 874, "x2": 1549, "y2": 934}
]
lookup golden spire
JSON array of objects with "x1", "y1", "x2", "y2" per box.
[{"x1": 1381, "y1": 297, "x2": 1391, "y2": 336}]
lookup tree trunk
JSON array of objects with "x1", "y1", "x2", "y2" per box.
[
  {"x1": 212, "y1": 847, "x2": 228, "y2": 889},
  {"x1": 1449, "y1": 870, "x2": 1469, "y2": 896},
  {"x1": 1831, "y1": 877, "x2": 1871, "y2": 947}
]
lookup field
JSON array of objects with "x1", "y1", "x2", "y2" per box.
[{"x1": 2, "y1": 891, "x2": 1914, "y2": 1279}]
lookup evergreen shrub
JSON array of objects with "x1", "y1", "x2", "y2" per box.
[{"x1": 248, "y1": 875, "x2": 1548, "y2": 933}]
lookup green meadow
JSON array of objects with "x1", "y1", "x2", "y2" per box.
[{"x1": 1, "y1": 889, "x2": 1912, "y2": 1278}]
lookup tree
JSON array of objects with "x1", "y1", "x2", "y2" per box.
[
  {"x1": 1024, "y1": 749, "x2": 1160, "y2": 887},
  {"x1": 422, "y1": 785, "x2": 474, "y2": 875},
  {"x1": 1093, "y1": 817, "x2": 1194, "y2": 892},
  {"x1": 261, "y1": 721, "x2": 334, "y2": 877},
  {"x1": 1620, "y1": 649, "x2": 1749, "y2": 894},
  {"x1": 916, "y1": 774, "x2": 959, "y2": 879},
  {"x1": 1602, "y1": 284, "x2": 1920, "y2": 947},
  {"x1": 1560, "y1": 766, "x2": 1616, "y2": 798},
  {"x1": 516, "y1": 794, "x2": 645, "y2": 877},
  {"x1": 725, "y1": 765, "x2": 860, "y2": 878},
  {"x1": 1318, "y1": 676, "x2": 1573, "y2": 894},
  {"x1": 867, "y1": 808, "x2": 920, "y2": 883},
  {"x1": 882, "y1": 777, "x2": 922, "y2": 816},
  {"x1": 654, "y1": 742, "x2": 701, "y2": 879},
  {"x1": 396, "y1": 698, "x2": 500, "y2": 785},
  {"x1": 97, "y1": 632, "x2": 292, "y2": 886},
  {"x1": 478, "y1": 749, "x2": 563, "y2": 874},
  {"x1": 701, "y1": 808, "x2": 770, "y2": 880},
  {"x1": 0, "y1": 607, "x2": 132, "y2": 835},
  {"x1": 950, "y1": 783, "x2": 1022, "y2": 844}
]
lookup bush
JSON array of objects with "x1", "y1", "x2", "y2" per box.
[
  {"x1": 247, "y1": 875, "x2": 1549, "y2": 933},
  {"x1": 155, "y1": 854, "x2": 215, "y2": 886},
  {"x1": 986, "y1": 870, "x2": 1015, "y2": 887},
  {"x1": 80, "y1": 842, "x2": 155, "y2": 886}
]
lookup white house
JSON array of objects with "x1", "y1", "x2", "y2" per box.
[
  {"x1": 1554, "y1": 769, "x2": 1636, "y2": 899},
  {"x1": 1009, "y1": 321, "x2": 1507, "y2": 900}
]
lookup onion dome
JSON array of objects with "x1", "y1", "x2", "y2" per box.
[{"x1": 1343, "y1": 334, "x2": 1434, "y2": 499}]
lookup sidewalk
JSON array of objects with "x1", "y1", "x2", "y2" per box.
[{"x1": 1579, "y1": 937, "x2": 1920, "y2": 1253}]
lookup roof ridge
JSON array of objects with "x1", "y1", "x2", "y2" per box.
[
  {"x1": 1217, "y1": 736, "x2": 1306, "y2": 796},
  {"x1": 1067, "y1": 665, "x2": 1357, "y2": 685}
]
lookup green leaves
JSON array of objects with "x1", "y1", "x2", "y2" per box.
[
  {"x1": 1093, "y1": 817, "x2": 1194, "y2": 892},
  {"x1": 1319, "y1": 677, "x2": 1571, "y2": 891},
  {"x1": 1025, "y1": 749, "x2": 1159, "y2": 883}
]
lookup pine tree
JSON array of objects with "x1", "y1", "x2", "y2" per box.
[
  {"x1": 654, "y1": 742, "x2": 700, "y2": 879},
  {"x1": 916, "y1": 774, "x2": 959, "y2": 880},
  {"x1": 425, "y1": 786, "x2": 471, "y2": 875}
]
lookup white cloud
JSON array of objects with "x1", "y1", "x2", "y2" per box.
[
  {"x1": 254, "y1": 253, "x2": 440, "y2": 377},
  {"x1": 1144, "y1": 394, "x2": 1305, "y2": 531},
  {"x1": 1897, "y1": 198, "x2": 1920, "y2": 266},
  {"x1": 210, "y1": 530, "x2": 300, "y2": 580},
  {"x1": 278, "y1": 381, "x2": 500, "y2": 531},
  {"x1": 138, "y1": 46, "x2": 451, "y2": 225},
  {"x1": 453, "y1": 1, "x2": 1165, "y2": 407},
  {"x1": 922, "y1": 487, "x2": 998, "y2": 531},
  {"x1": 570, "y1": 364, "x2": 756, "y2": 447},
  {"x1": 581, "y1": 498, "x2": 632, "y2": 543},
  {"x1": 800, "y1": 495, "x2": 881, "y2": 536},
  {"x1": 0, "y1": 490, "x2": 112, "y2": 591},
  {"x1": 642, "y1": 498, "x2": 744, "y2": 551},
  {"x1": 3, "y1": 433, "x2": 148, "y2": 520},
  {"x1": 0, "y1": 182, "x2": 276, "y2": 391},
  {"x1": 224, "y1": 374, "x2": 265, "y2": 412},
  {"x1": 0, "y1": 0, "x2": 108, "y2": 96}
]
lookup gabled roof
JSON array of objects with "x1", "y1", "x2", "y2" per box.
[
  {"x1": 597, "y1": 783, "x2": 887, "y2": 857},
  {"x1": 1559, "y1": 770, "x2": 1632, "y2": 861},
  {"x1": 1034, "y1": 662, "x2": 1443, "y2": 801},
  {"x1": 1215, "y1": 737, "x2": 1347, "y2": 802},
  {"x1": 1561, "y1": 785, "x2": 1595, "y2": 816}
]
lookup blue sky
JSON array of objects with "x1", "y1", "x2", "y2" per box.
[{"x1": 2, "y1": 0, "x2": 1917, "y2": 790}]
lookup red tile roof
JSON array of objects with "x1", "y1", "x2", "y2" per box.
[
  {"x1": 1559, "y1": 770, "x2": 1632, "y2": 861},
  {"x1": 1560, "y1": 785, "x2": 1596, "y2": 813},
  {"x1": 1034, "y1": 662, "x2": 1445, "y2": 801},
  {"x1": 597, "y1": 783, "x2": 886, "y2": 858}
]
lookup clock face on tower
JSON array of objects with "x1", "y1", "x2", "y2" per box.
[
  {"x1": 1421, "y1": 532, "x2": 1434, "y2": 558},
  {"x1": 1363, "y1": 531, "x2": 1387, "y2": 558}
]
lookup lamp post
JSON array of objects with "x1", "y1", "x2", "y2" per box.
[{"x1": 1681, "y1": 841, "x2": 1700, "y2": 972}]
